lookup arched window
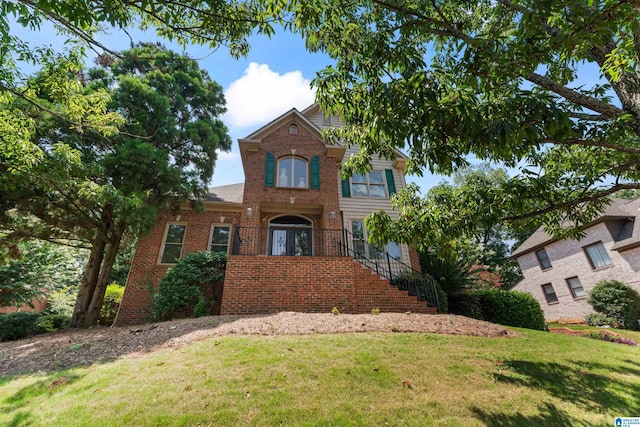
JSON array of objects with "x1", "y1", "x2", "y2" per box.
[
  {"x1": 277, "y1": 156, "x2": 308, "y2": 188},
  {"x1": 289, "y1": 124, "x2": 298, "y2": 135}
]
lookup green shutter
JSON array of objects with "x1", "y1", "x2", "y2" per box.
[
  {"x1": 341, "y1": 179, "x2": 351, "y2": 197},
  {"x1": 385, "y1": 169, "x2": 396, "y2": 195},
  {"x1": 264, "y1": 152, "x2": 275, "y2": 187},
  {"x1": 310, "y1": 156, "x2": 320, "y2": 189}
]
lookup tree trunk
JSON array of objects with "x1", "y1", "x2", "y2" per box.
[
  {"x1": 82, "y1": 229, "x2": 123, "y2": 327},
  {"x1": 69, "y1": 236, "x2": 106, "y2": 327}
]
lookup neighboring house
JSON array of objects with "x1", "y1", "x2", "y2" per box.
[
  {"x1": 115, "y1": 104, "x2": 436, "y2": 326},
  {"x1": 511, "y1": 198, "x2": 640, "y2": 322}
]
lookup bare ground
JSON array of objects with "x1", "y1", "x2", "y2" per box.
[{"x1": 0, "y1": 312, "x2": 515, "y2": 377}]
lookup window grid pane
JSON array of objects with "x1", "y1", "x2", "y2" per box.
[
  {"x1": 161, "y1": 224, "x2": 186, "y2": 264},
  {"x1": 350, "y1": 171, "x2": 387, "y2": 198}
]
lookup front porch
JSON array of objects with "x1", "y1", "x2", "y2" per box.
[{"x1": 223, "y1": 226, "x2": 441, "y2": 315}]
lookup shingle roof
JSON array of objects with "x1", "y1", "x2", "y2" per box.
[
  {"x1": 203, "y1": 183, "x2": 244, "y2": 204},
  {"x1": 511, "y1": 198, "x2": 640, "y2": 258}
]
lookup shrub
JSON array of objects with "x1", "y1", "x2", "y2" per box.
[
  {"x1": 582, "y1": 331, "x2": 638, "y2": 346},
  {"x1": 475, "y1": 289, "x2": 545, "y2": 330},
  {"x1": 35, "y1": 314, "x2": 70, "y2": 333},
  {"x1": 584, "y1": 312, "x2": 617, "y2": 327},
  {"x1": 587, "y1": 280, "x2": 640, "y2": 330},
  {"x1": 99, "y1": 283, "x2": 125, "y2": 326},
  {"x1": 447, "y1": 293, "x2": 483, "y2": 320},
  {"x1": 0, "y1": 312, "x2": 40, "y2": 341},
  {"x1": 151, "y1": 251, "x2": 226, "y2": 321}
]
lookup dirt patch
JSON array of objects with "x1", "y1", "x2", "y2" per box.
[{"x1": 0, "y1": 312, "x2": 515, "y2": 376}]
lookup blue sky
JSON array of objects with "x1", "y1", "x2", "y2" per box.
[{"x1": 12, "y1": 22, "x2": 446, "y2": 194}]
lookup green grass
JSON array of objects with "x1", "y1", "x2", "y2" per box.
[
  {"x1": 548, "y1": 322, "x2": 640, "y2": 342},
  {"x1": 1, "y1": 329, "x2": 638, "y2": 426}
]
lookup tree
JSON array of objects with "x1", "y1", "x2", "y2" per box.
[
  {"x1": 287, "y1": 0, "x2": 640, "y2": 244},
  {"x1": 0, "y1": 239, "x2": 83, "y2": 308},
  {"x1": 2, "y1": 1, "x2": 280, "y2": 327},
  {"x1": 404, "y1": 164, "x2": 527, "y2": 289},
  {"x1": 1, "y1": 43, "x2": 231, "y2": 327}
]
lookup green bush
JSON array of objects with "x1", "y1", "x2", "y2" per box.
[
  {"x1": 151, "y1": 251, "x2": 226, "y2": 321},
  {"x1": 476, "y1": 289, "x2": 545, "y2": 330},
  {"x1": 448, "y1": 293, "x2": 483, "y2": 320},
  {"x1": 35, "y1": 314, "x2": 71, "y2": 333},
  {"x1": 584, "y1": 312, "x2": 617, "y2": 327},
  {"x1": 448, "y1": 290, "x2": 545, "y2": 330},
  {"x1": 0, "y1": 312, "x2": 71, "y2": 341},
  {"x1": 0, "y1": 312, "x2": 40, "y2": 341},
  {"x1": 587, "y1": 280, "x2": 640, "y2": 330},
  {"x1": 100, "y1": 283, "x2": 125, "y2": 326}
]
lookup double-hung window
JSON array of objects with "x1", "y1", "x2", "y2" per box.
[
  {"x1": 584, "y1": 242, "x2": 612, "y2": 269},
  {"x1": 535, "y1": 248, "x2": 552, "y2": 270},
  {"x1": 210, "y1": 225, "x2": 231, "y2": 254},
  {"x1": 566, "y1": 277, "x2": 586, "y2": 298},
  {"x1": 351, "y1": 171, "x2": 386, "y2": 198},
  {"x1": 541, "y1": 283, "x2": 558, "y2": 303},
  {"x1": 159, "y1": 224, "x2": 186, "y2": 264}
]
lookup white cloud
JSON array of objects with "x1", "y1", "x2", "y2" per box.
[
  {"x1": 223, "y1": 63, "x2": 316, "y2": 129},
  {"x1": 215, "y1": 149, "x2": 240, "y2": 160}
]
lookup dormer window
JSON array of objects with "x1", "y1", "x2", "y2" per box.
[{"x1": 289, "y1": 124, "x2": 298, "y2": 135}]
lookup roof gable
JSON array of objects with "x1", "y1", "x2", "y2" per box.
[{"x1": 511, "y1": 197, "x2": 640, "y2": 258}]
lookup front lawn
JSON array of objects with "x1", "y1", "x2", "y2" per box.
[{"x1": 1, "y1": 329, "x2": 638, "y2": 426}]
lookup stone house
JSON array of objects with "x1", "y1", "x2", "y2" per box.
[
  {"x1": 115, "y1": 104, "x2": 438, "y2": 326},
  {"x1": 511, "y1": 198, "x2": 640, "y2": 322}
]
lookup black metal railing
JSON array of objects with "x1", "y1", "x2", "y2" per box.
[
  {"x1": 230, "y1": 226, "x2": 440, "y2": 311},
  {"x1": 341, "y1": 229, "x2": 441, "y2": 312}
]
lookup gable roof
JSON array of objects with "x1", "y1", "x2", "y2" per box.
[{"x1": 511, "y1": 197, "x2": 640, "y2": 258}]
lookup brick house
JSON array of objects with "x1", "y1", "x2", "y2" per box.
[
  {"x1": 115, "y1": 104, "x2": 437, "y2": 326},
  {"x1": 511, "y1": 198, "x2": 640, "y2": 322}
]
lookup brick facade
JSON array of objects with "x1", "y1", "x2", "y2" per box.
[
  {"x1": 115, "y1": 107, "x2": 429, "y2": 326},
  {"x1": 116, "y1": 208, "x2": 241, "y2": 326},
  {"x1": 513, "y1": 221, "x2": 640, "y2": 322},
  {"x1": 221, "y1": 256, "x2": 435, "y2": 315}
]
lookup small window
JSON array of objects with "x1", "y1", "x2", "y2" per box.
[
  {"x1": 160, "y1": 224, "x2": 186, "y2": 264},
  {"x1": 210, "y1": 225, "x2": 231, "y2": 254},
  {"x1": 535, "y1": 248, "x2": 552, "y2": 270},
  {"x1": 277, "y1": 157, "x2": 308, "y2": 188},
  {"x1": 584, "y1": 242, "x2": 612, "y2": 269},
  {"x1": 566, "y1": 277, "x2": 586, "y2": 298},
  {"x1": 289, "y1": 124, "x2": 298, "y2": 135},
  {"x1": 351, "y1": 171, "x2": 386, "y2": 198},
  {"x1": 541, "y1": 283, "x2": 558, "y2": 303}
]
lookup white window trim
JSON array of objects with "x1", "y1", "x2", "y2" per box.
[
  {"x1": 350, "y1": 171, "x2": 387, "y2": 198},
  {"x1": 209, "y1": 224, "x2": 232, "y2": 255},
  {"x1": 277, "y1": 156, "x2": 309, "y2": 188},
  {"x1": 157, "y1": 222, "x2": 187, "y2": 265}
]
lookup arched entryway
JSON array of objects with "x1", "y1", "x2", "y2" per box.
[{"x1": 268, "y1": 215, "x2": 312, "y2": 256}]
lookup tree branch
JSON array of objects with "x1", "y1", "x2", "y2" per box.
[
  {"x1": 526, "y1": 72, "x2": 625, "y2": 118},
  {"x1": 556, "y1": 138, "x2": 640, "y2": 154},
  {"x1": 504, "y1": 182, "x2": 640, "y2": 222}
]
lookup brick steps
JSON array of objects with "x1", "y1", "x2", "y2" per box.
[{"x1": 221, "y1": 256, "x2": 436, "y2": 315}]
